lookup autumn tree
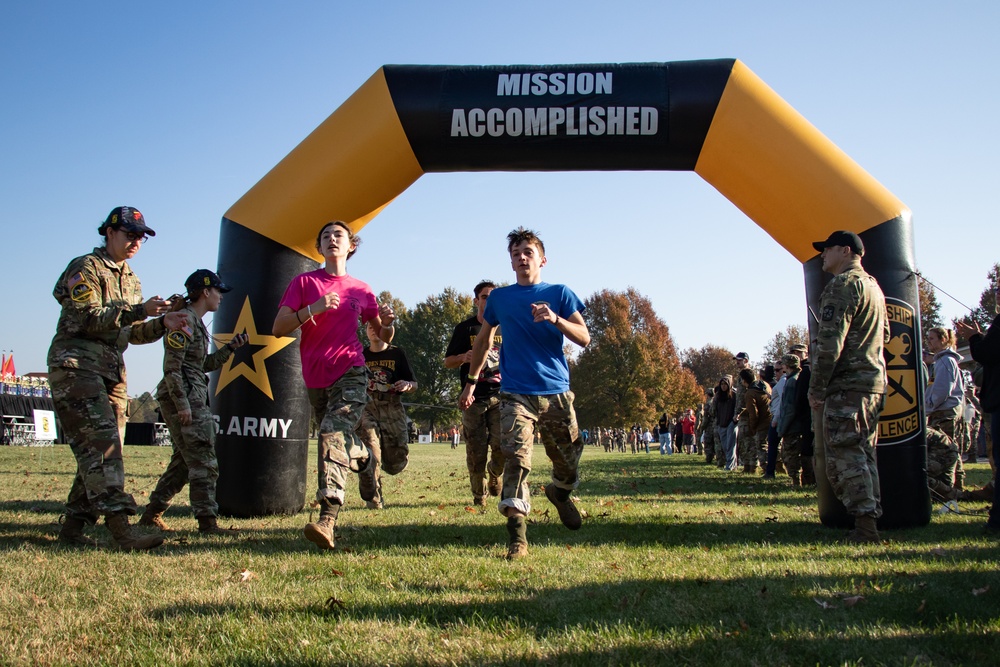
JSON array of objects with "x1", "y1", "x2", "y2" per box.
[
  {"x1": 681, "y1": 344, "x2": 736, "y2": 390},
  {"x1": 570, "y1": 288, "x2": 701, "y2": 429},
  {"x1": 390, "y1": 287, "x2": 473, "y2": 435},
  {"x1": 916, "y1": 272, "x2": 942, "y2": 336},
  {"x1": 760, "y1": 324, "x2": 809, "y2": 367},
  {"x1": 128, "y1": 392, "x2": 160, "y2": 423},
  {"x1": 956, "y1": 262, "x2": 1000, "y2": 334}
]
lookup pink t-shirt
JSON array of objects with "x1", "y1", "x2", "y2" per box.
[{"x1": 278, "y1": 269, "x2": 378, "y2": 389}]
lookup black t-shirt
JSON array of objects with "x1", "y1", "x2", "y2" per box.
[
  {"x1": 445, "y1": 315, "x2": 502, "y2": 400},
  {"x1": 363, "y1": 345, "x2": 415, "y2": 395}
]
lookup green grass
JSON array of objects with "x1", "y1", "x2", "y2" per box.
[{"x1": 1, "y1": 443, "x2": 998, "y2": 666}]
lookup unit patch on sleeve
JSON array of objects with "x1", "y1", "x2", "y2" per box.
[
  {"x1": 68, "y1": 272, "x2": 94, "y2": 302},
  {"x1": 167, "y1": 331, "x2": 189, "y2": 349}
]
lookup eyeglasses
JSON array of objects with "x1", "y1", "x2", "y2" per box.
[{"x1": 118, "y1": 230, "x2": 147, "y2": 244}]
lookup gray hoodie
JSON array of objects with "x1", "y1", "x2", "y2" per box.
[{"x1": 925, "y1": 348, "x2": 964, "y2": 413}]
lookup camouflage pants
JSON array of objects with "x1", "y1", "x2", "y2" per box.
[
  {"x1": 49, "y1": 367, "x2": 137, "y2": 522},
  {"x1": 498, "y1": 391, "x2": 582, "y2": 517},
  {"x1": 780, "y1": 432, "x2": 806, "y2": 483},
  {"x1": 820, "y1": 390, "x2": 883, "y2": 518},
  {"x1": 702, "y1": 426, "x2": 716, "y2": 463},
  {"x1": 928, "y1": 408, "x2": 965, "y2": 490},
  {"x1": 925, "y1": 427, "x2": 959, "y2": 500},
  {"x1": 737, "y1": 421, "x2": 766, "y2": 469},
  {"x1": 307, "y1": 367, "x2": 372, "y2": 505},
  {"x1": 462, "y1": 394, "x2": 504, "y2": 502},
  {"x1": 147, "y1": 395, "x2": 219, "y2": 518},
  {"x1": 357, "y1": 395, "x2": 411, "y2": 505}
]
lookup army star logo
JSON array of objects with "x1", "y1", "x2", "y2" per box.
[{"x1": 214, "y1": 296, "x2": 295, "y2": 400}]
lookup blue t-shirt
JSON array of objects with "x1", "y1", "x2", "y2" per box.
[{"x1": 482, "y1": 282, "x2": 585, "y2": 395}]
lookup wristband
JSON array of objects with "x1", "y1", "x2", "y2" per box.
[
  {"x1": 467, "y1": 374, "x2": 479, "y2": 384},
  {"x1": 295, "y1": 309, "x2": 303, "y2": 324},
  {"x1": 307, "y1": 304, "x2": 316, "y2": 324}
]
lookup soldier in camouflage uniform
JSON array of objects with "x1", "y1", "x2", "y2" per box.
[
  {"x1": 358, "y1": 320, "x2": 416, "y2": 509},
  {"x1": 49, "y1": 206, "x2": 188, "y2": 550},
  {"x1": 807, "y1": 231, "x2": 889, "y2": 544},
  {"x1": 140, "y1": 270, "x2": 247, "y2": 534},
  {"x1": 445, "y1": 281, "x2": 506, "y2": 507},
  {"x1": 458, "y1": 228, "x2": 590, "y2": 560},
  {"x1": 740, "y1": 368, "x2": 772, "y2": 472},
  {"x1": 700, "y1": 388, "x2": 717, "y2": 464},
  {"x1": 732, "y1": 352, "x2": 753, "y2": 471}
]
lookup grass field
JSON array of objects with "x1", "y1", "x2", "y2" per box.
[{"x1": 1, "y1": 442, "x2": 998, "y2": 666}]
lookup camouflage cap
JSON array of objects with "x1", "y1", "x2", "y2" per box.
[{"x1": 781, "y1": 354, "x2": 801, "y2": 371}]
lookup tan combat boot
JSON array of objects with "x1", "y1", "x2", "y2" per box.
[
  {"x1": 58, "y1": 516, "x2": 97, "y2": 547},
  {"x1": 138, "y1": 509, "x2": 172, "y2": 532},
  {"x1": 846, "y1": 514, "x2": 880, "y2": 544},
  {"x1": 303, "y1": 499, "x2": 340, "y2": 550},
  {"x1": 106, "y1": 514, "x2": 164, "y2": 551},
  {"x1": 487, "y1": 472, "x2": 502, "y2": 497},
  {"x1": 357, "y1": 452, "x2": 379, "y2": 502},
  {"x1": 198, "y1": 516, "x2": 237, "y2": 535}
]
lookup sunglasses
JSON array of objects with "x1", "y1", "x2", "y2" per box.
[{"x1": 117, "y1": 229, "x2": 148, "y2": 244}]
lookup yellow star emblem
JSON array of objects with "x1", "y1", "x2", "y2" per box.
[{"x1": 214, "y1": 296, "x2": 296, "y2": 400}]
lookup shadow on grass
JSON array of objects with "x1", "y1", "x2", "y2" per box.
[{"x1": 145, "y1": 568, "x2": 1000, "y2": 666}]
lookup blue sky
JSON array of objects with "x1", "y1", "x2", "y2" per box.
[{"x1": 2, "y1": 2, "x2": 997, "y2": 395}]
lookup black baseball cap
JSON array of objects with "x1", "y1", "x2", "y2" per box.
[
  {"x1": 99, "y1": 206, "x2": 156, "y2": 237},
  {"x1": 733, "y1": 352, "x2": 749, "y2": 361},
  {"x1": 812, "y1": 230, "x2": 864, "y2": 255},
  {"x1": 185, "y1": 269, "x2": 232, "y2": 294}
]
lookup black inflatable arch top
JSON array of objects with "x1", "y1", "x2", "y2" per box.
[{"x1": 210, "y1": 59, "x2": 929, "y2": 529}]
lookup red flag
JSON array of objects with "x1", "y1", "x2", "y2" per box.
[{"x1": 1, "y1": 353, "x2": 14, "y2": 377}]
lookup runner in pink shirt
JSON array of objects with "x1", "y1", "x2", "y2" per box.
[{"x1": 273, "y1": 221, "x2": 395, "y2": 551}]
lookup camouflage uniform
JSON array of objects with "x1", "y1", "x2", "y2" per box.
[
  {"x1": 927, "y1": 409, "x2": 965, "y2": 491},
  {"x1": 48, "y1": 247, "x2": 167, "y2": 523},
  {"x1": 925, "y1": 427, "x2": 959, "y2": 501},
  {"x1": 701, "y1": 397, "x2": 717, "y2": 464},
  {"x1": 307, "y1": 366, "x2": 373, "y2": 505},
  {"x1": 742, "y1": 380, "x2": 771, "y2": 470},
  {"x1": 147, "y1": 307, "x2": 235, "y2": 519},
  {"x1": 357, "y1": 343, "x2": 414, "y2": 508},
  {"x1": 809, "y1": 265, "x2": 889, "y2": 520},
  {"x1": 499, "y1": 391, "x2": 583, "y2": 517},
  {"x1": 446, "y1": 317, "x2": 505, "y2": 504}
]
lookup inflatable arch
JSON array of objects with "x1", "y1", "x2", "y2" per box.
[{"x1": 210, "y1": 59, "x2": 929, "y2": 528}]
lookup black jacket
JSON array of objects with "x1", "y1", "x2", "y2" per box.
[{"x1": 970, "y1": 313, "x2": 1000, "y2": 413}]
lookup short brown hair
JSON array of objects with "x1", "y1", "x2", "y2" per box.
[{"x1": 507, "y1": 227, "x2": 545, "y2": 255}]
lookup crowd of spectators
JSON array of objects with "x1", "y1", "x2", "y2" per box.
[{"x1": 581, "y1": 335, "x2": 992, "y2": 504}]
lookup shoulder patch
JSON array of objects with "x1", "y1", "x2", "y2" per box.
[
  {"x1": 69, "y1": 272, "x2": 94, "y2": 302},
  {"x1": 821, "y1": 305, "x2": 835, "y2": 321},
  {"x1": 166, "y1": 331, "x2": 189, "y2": 349}
]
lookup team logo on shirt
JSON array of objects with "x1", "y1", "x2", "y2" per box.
[{"x1": 878, "y1": 296, "x2": 920, "y2": 445}]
